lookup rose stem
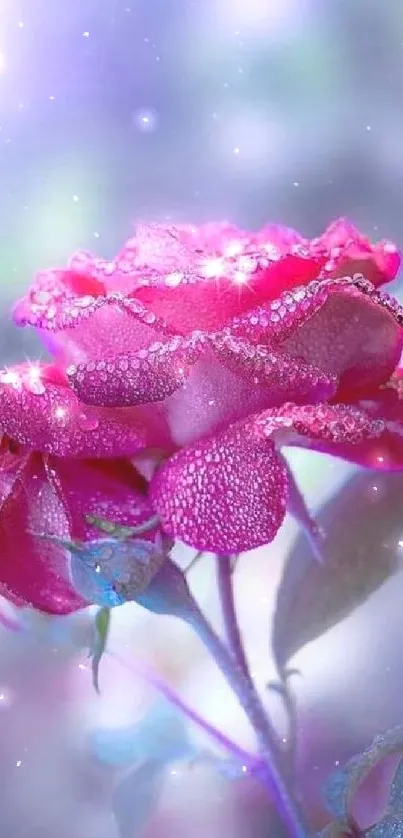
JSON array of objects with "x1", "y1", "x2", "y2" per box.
[
  {"x1": 108, "y1": 649, "x2": 258, "y2": 769},
  {"x1": 186, "y1": 602, "x2": 310, "y2": 838},
  {"x1": 216, "y1": 553, "x2": 255, "y2": 682},
  {"x1": 216, "y1": 553, "x2": 284, "y2": 761}
]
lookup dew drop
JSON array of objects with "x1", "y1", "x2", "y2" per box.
[
  {"x1": 165, "y1": 272, "x2": 183, "y2": 287},
  {"x1": 77, "y1": 412, "x2": 99, "y2": 431},
  {"x1": 34, "y1": 290, "x2": 51, "y2": 305},
  {"x1": 77, "y1": 295, "x2": 95, "y2": 308},
  {"x1": 25, "y1": 378, "x2": 46, "y2": 395}
]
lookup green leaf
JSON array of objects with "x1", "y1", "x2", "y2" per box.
[
  {"x1": 91, "y1": 606, "x2": 111, "y2": 693},
  {"x1": 272, "y1": 471, "x2": 403, "y2": 671},
  {"x1": 85, "y1": 513, "x2": 159, "y2": 538},
  {"x1": 85, "y1": 514, "x2": 133, "y2": 538}
]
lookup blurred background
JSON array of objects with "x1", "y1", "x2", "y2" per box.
[{"x1": 1, "y1": 0, "x2": 403, "y2": 835}]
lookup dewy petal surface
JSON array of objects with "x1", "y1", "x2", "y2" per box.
[
  {"x1": 0, "y1": 453, "x2": 160, "y2": 615},
  {"x1": 162, "y1": 338, "x2": 337, "y2": 448},
  {"x1": 281, "y1": 281, "x2": 403, "y2": 396},
  {"x1": 0, "y1": 452, "x2": 86, "y2": 614},
  {"x1": 0, "y1": 364, "x2": 170, "y2": 457},
  {"x1": 343, "y1": 371, "x2": 403, "y2": 470},
  {"x1": 68, "y1": 327, "x2": 337, "y2": 414},
  {"x1": 67, "y1": 332, "x2": 208, "y2": 407},
  {"x1": 150, "y1": 425, "x2": 288, "y2": 553},
  {"x1": 251, "y1": 402, "x2": 385, "y2": 451},
  {"x1": 226, "y1": 276, "x2": 403, "y2": 397},
  {"x1": 150, "y1": 402, "x2": 385, "y2": 554},
  {"x1": 315, "y1": 217, "x2": 401, "y2": 286},
  {"x1": 133, "y1": 249, "x2": 325, "y2": 333},
  {"x1": 14, "y1": 273, "x2": 173, "y2": 365},
  {"x1": 210, "y1": 333, "x2": 337, "y2": 400}
]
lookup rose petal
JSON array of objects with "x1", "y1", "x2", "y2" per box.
[
  {"x1": 44, "y1": 456, "x2": 154, "y2": 539},
  {"x1": 43, "y1": 457, "x2": 165, "y2": 607},
  {"x1": 67, "y1": 333, "x2": 208, "y2": 407},
  {"x1": 281, "y1": 280, "x2": 403, "y2": 397},
  {"x1": 163, "y1": 338, "x2": 337, "y2": 449},
  {"x1": 254, "y1": 392, "x2": 403, "y2": 473},
  {"x1": 150, "y1": 402, "x2": 386, "y2": 555},
  {"x1": 253, "y1": 223, "x2": 306, "y2": 251},
  {"x1": 118, "y1": 223, "x2": 200, "y2": 272},
  {"x1": 316, "y1": 218, "x2": 401, "y2": 286},
  {"x1": 133, "y1": 249, "x2": 324, "y2": 333},
  {"x1": 211, "y1": 333, "x2": 337, "y2": 402},
  {"x1": 162, "y1": 349, "x2": 278, "y2": 447},
  {"x1": 226, "y1": 278, "x2": 330, "y2": 346},
  {"x1": 150, "y1": 425, "x2": 288, "y2": 553},
  {"x1": 14, "y1": 279, "x2": 172, "y2": 365},
  {"x1": 0, "y1": 364, "x2": 171, "y2": 457},
  {"x1": 227, "y1": 277, "x2": 403, "y2": 396},
  {"x1": 348, "y1": 372, "x2": 403, "y2": 470},
  {"x1": 0, "y1": 453, "x2": 157, "y2": 614},
  {"x1": 252, "y1": 401, "x2": 384, "y2": 448},
  {"x1": 0, "y1": 452, "x2": 86, "y2": 614}
]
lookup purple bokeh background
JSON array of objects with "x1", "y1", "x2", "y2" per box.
[{"x1": 1, "y1": 0, "x2": 403, "y2": 835}]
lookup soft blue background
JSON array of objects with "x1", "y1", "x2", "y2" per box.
[{"x1": 0, "y1": 1, "x2": 403, "y2": 836}]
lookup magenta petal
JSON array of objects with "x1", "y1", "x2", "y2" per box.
[
  {"x1": 0, "y1": 453, "x2": 86, "y2": 614},
  {"x1": 251, "y1": 402, "x2": 385, "y2": 459},
  {"x1": 14, "y1": 279, "x2": 172, "y2": 365},
  {"x1": 281, "y1": 280, "x2": 403, "y2": 396},
  {"x1": 133, "y1": 249, "x2": 324, "y2": 333},
  {"x1": 211, "y1": 333, "x2": 337, "y2": 403},
  {"x1": 44, "y1": 457, "x2": 156, "y2": 541},
  {"x1": 227, "y1": 279, "x2": 329, "y2": 346},
  {"x1": 346, "y1": 372, "x2": 403, "y2": 470},
  {"x1": 162, "y1": 341, "x2": 337, "y2": 450},
  {"x1": 227, "y1": 276, "x2": 403, "y2": 399},
  {"x1": 316, "y1": 217, "x2": 401, "y2": 286},
  {"x1": 162, "y1": 349, "x2": 277, "y2": 447},
  {"x1": 0, "y1": 364, "x2": 169, "y2": 457},
  {"x1": 228, "y1": 276, "x2": 403, "y2": 396},
  {"x1": 150, "y1": 426, "x2": 288, "y2": 553},
  {"x1": 0, "y1": 454, "x2": 158, "y2": 615},
  {"x1": 67, "y1": 333, "x2": 207, "y2": 407}
]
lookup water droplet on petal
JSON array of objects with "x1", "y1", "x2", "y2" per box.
[
  {"x1": 165, "y1": 272, "x2": 183, "y2": 287},
  {"x1": 77, "y1": 295, "x2": 96, "y2": 308},
  {"x1": 24, "y1": 377, "x2": 46, "y2": 396},
  {"x1": 77, "y1": 412, "x2": 99, "y2": 431},
  {"x1": 33, "y1": 290, "x2": 51, "y2": 305},
  {"x1": 0, "y1": 370, "x2": 20, "y2": 387}
]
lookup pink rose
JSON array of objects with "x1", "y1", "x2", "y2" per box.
[
  {"x1": 0, "y1": 363, "x2": 166, "y2": 613},
  {"x1": 4, "y1": 217, "x2": 403, "y2": 611}
]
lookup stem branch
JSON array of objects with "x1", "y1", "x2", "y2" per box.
[
  {"x1": 216, "y1": 554, "x2": 250, "y2": 681},
  {"x1": 188, "y1": 602, "x2": 309, "y2": 838},
  {"x1": 108, "y1": 649, "x2": 257, "y2": 768}
]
